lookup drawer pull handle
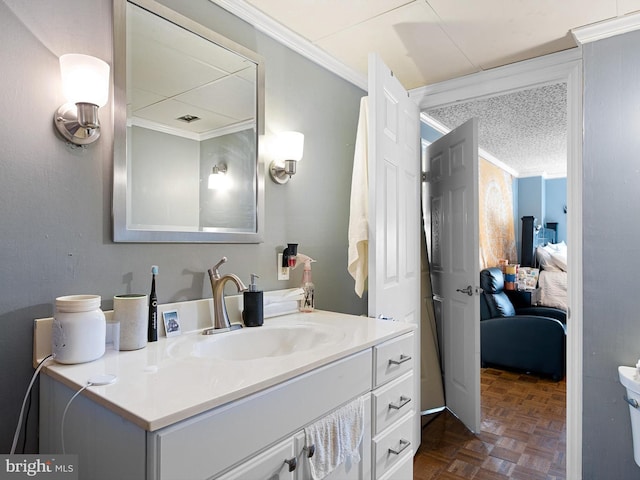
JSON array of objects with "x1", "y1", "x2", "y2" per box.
[
  {"x1": 388, "y1": 354, "x2": 411, "y2": 366},
  {"x1": 389, "y1": 395, "x2": 411, "y2": 410},
  {"x1": 284, "y1": 456, "x2": 297, "y2": 472},
  {"x1": 388, "y1": 438, "x2": 411, "y2": 456},
  {"x1": 305, "y1": 444, "x2": 316, "y2": 458}
]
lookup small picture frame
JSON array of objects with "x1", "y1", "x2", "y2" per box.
[{"x1": 162, "y1": 310, "x2": 181, "y2": 337}]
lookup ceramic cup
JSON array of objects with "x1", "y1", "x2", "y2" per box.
[{"x1": 114, "y1": 294, "x2": 148, "y2": 351}]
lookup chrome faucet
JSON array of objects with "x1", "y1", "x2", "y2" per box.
[{"x1": 205, "y1": 257, "x2": 247, "y2": 333}]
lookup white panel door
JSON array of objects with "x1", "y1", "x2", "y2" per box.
[
  {"x1": 367, "y1": 53, "x2": 421, "y2": 448},
  {"x1": 428, "y1": 118, "x2": 480, "y2": 433}
]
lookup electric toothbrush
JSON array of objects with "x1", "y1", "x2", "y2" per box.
[{"x1": 148, "y1": 265, "x2": 158, "y2": 342}]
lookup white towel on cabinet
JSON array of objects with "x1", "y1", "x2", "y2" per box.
[
  {"x1": 304, "y1": 396, "x2": 365, "y2": 480},
  {"x1": 348, "y1": 96, "x2": 369, "y2": 298}
]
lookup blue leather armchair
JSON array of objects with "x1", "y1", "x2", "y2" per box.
[{"x1": 480, "y1": 267, "x2": 566, "y2": 381}]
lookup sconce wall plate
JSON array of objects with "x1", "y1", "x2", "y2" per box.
[
  {"x1": 55, "y1": 102, "x2": 101, "y2": 145},
  {"x1": 269, "y1": 159, "x2": 296, "y2": 184}
]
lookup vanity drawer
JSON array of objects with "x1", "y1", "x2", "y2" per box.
[
  {"x1": 378, "y1": 450, "x2": 413, "y2": 480},
  {"x1": 372, "y1": 413, "x2": 414, "y2": 479},
  {"x1": 372, "y1": 372, "x2": 414, "y2": 435},
  {"x1": 373, "y1": 333, "x2": 414, "y2": 387},
  {"x1": 216, "y1": 436, "x2": 296, "y2": 480}
]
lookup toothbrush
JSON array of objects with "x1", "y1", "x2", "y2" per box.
[{"x1": 148, "y1": 265, "x2": 158, "y2": 342}]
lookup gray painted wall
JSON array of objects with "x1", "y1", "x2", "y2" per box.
[
  {"x1": 0, "y1": 0, "x2": 366, "y2": 453},
  {"x1": 583, "y1": 29, "x2": 640, "y2": 478}
]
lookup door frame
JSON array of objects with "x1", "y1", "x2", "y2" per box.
[{"x1": 410, "y1": 47, "x2": 583, "y2": 480}]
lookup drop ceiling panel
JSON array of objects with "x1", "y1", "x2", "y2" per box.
[
  {"x1": 131, "y1": 3, "x2": 249, "y2": 74},
  {"x1": 315, "y1": 2, "x2": 478, "y2": 89},
  {"x1": 426, "y1": 0, "x2": 616, "y2": 70},
  {"x1": 134, "y1": 99, "x2": 238, "y2": 134},
  {"x1": 131, "y1": 36, "x2": 229, "y2": 98},
  {"x1": 618, "y1": 0, "x2": 640, "y2": 15},
  {"x1": 244, "y1": 0, "x2": 415, "y2": 41},
  {"x1": 129, "y1": 87, "x2": 164, "y2": 111},
  {"x1": 176, "y1": 75, "x2": 255, "y2": 121}
]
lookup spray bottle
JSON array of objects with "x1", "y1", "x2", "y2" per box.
[{"x1": 294, "y1": 253, "x2": 316, "y2": 312}]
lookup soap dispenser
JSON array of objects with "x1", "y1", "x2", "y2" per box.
[{"x1": 242, "y1": 274, "x2": 263, "y2": 327}]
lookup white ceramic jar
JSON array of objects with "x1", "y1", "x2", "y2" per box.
[{"x1": 52, "y1": 295, "x2": 106, "y2": 364}]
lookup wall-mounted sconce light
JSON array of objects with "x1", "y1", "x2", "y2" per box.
[
  {"x1": 54, "y1": 54, "x2": 110, "y2": 146},
  {"x1": 208, "y1": 164, "x2": 228, "y2": 190},
  {"x1": 269, "y1": 131, "x2": 304, "y2": 184}
]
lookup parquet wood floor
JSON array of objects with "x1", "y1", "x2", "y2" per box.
[{"x1": 413, "y1": 368, "x2": 566, "y2": 480}]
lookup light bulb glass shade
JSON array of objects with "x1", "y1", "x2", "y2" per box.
[
  {"x1": 59, "y1": 54, "x2": 110, "y2": 107},
  {"x1": 208, "y1": 172, "x2": 223, "y2": 190},
  {"x1": 208, "y1": 165, "x2": 229, "y2": 190},
  {"x1": 277, "y1": 131, "x2": 304, "y2": 162}
]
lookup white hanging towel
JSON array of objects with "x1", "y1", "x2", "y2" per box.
[
  {"x1": 348, "y1": 96, "x2": 369, "y2": 298},
  {"x1": 304, "y1": 396, "x2": 365, "y2": 480}
]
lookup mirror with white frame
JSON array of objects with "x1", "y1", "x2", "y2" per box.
[{"x1": 113, "y1": 0, "x2": 264, "y2": 242}]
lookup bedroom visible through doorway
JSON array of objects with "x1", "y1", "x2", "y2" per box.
[{"x1": 419, "y1": 80, "x2": 569, "y2": 476}]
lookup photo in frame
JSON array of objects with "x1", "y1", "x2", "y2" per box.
[{"x1": 162, "y1": 310, "x2": 181, "y2": 337}]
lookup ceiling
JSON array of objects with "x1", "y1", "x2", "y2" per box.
[
  {"x1": 425, "y1": 83, "x2": 568, "y2": 177},
  {"x1": 242, "y1": 0, "x2": 640, "y2": 89},
  {"x1": 234, "y1": 0, "x2": 640, "y2": 177}
]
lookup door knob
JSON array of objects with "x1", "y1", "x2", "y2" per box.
[{"x1": 456, "y1": 285, "x2": 473, "y2": 296}]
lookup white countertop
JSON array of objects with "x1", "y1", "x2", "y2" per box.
[{"x1": 42, "y1": 311, "x2": 414, "y2": 432}]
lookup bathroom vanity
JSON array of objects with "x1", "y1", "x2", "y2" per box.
[{"x1": 38, "y1": 310, "x2": 416, "y2": 480}]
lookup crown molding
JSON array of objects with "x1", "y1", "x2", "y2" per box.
[
  {"x1": 210, "y1": 0, "x2": 368, "y2": 91},
  {"x1": 572, "y1": 11, "x2": 640, "y2": 44}
]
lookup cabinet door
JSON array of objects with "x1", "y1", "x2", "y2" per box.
[{"x1": 216, "y1": 437, "x2": 296, "y2": 480}]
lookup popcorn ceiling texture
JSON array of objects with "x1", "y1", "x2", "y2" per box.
[{"x1": 426, "y1": 83, "x2": 567, "y2": 178}]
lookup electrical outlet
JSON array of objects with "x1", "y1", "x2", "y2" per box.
[{"x1": 277, "y1": 253, "x2": 289, "y2": 280}]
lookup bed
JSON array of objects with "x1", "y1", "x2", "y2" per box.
[{"x1": 535, "y1": 241, "x2": 568, "y2": 311}]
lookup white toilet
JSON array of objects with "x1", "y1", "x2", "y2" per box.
[{"x1": 619, "y1": 366, "x2": 640, "y2": 467}]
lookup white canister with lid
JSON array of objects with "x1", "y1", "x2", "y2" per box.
[{"x1": 52, "y1": 295, "x2": 106, "y2": 364}]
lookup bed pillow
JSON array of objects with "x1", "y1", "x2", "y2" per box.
[
  {"x1": 536, "y1": 246, "x2": 561, "y2": 271},
  {"x1": 551, "y1": 251, "x2": 567, "y2": 271},
  {"x1": 546, "y1": 241, "x2": 567, "y2": 271}
]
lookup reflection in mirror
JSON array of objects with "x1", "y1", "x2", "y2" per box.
[{"x1": 113, "y1": 0, "x2": 264, "y2": 242}]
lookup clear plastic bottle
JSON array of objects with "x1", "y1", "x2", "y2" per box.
[{"x1": 297, "y1": 254, "x2": 316, "y2": 312}]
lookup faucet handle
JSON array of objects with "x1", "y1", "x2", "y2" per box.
[{"x1": 209, "y1": 257, "x2": 228, "y2": 279}]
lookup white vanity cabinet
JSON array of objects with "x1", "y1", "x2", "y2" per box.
[{"x1": 39, "y1": 325, "x2": 415, "y2": 480}]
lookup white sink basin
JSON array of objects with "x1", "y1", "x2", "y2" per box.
[{"x1": 169, "y1": 323, "x2": 346, "y2": 361}]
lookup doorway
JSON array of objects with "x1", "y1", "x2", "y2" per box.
[{"x1": 410, "y1": 48, "x2": 583, "y2": 479}]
